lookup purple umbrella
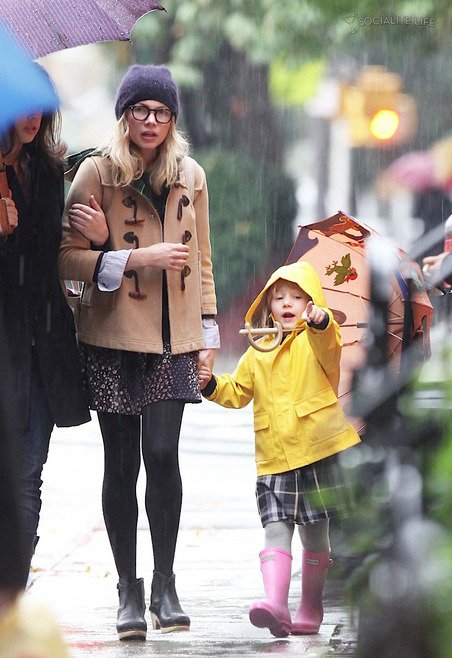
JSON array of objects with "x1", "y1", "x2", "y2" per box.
[{"x1": 0, "y1": 0, "x2": 165, "y2": 59}]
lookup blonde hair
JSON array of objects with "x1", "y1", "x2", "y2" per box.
[
  {"x1": 254, "y1": 280, "x2": 308, "y2": 328},
  {"x1": 100, "y1": 115, "x2": 189, "y2": 192}
]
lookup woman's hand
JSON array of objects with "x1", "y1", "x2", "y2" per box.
[
  {"x1": 302, "y1": 301, "x2": 326, "y2": 325},
  {"x1": 68, "y1": 195, "x2": 109, "y2": 246},
  {"x1": 0, "y1": 192, "x2": 18, "y2": 235},
  {"x1": 128, "y1": 242, "x2": 189, "y2": 271}
]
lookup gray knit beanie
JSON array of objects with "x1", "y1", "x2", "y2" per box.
[{"x1": 115, "y1": 64, "x2": 179, "y2": 120}]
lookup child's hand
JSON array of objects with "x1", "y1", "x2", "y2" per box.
[
  {"x1": 198, "y1": 365, "x2": 212, "y2": 390},
  {"x1": 302, "y1": 301, "x2": 326, "y2": 325}
]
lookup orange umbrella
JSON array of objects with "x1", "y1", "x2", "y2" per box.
[{"x1": 286, "y1": 211, "x2": 433, "y2": 431}]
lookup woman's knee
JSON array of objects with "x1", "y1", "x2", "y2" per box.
[
  {"x1": 143, "y1": 442, "x2": 179, "y2": 471},
  {"x1": 99, "y1": 413, "x2": 140, "y2": 473},
  {"x1": 141, "y1": 402, "x2": 183, "y2": 470}
]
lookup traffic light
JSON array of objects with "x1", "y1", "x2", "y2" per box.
[
  {"x1": 340, "y1": 66, "x2": 417, "y2": 148},
  {"x1": 370, "y1": 109, "x2": 399, "y2": 140}
]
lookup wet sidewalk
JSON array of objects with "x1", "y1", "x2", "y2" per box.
[{"x1": 27, "y1": 400, "x2": 357, "y2": 657}]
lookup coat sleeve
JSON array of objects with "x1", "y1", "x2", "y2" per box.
[
  {"x1": 58, "y1": 158, "x2": 105, "y2": 282},
  {"x1": 206, "y1": 348, "x2": 254, "y2": 408},
  {"x1": 306, "y1": 310, "x2": 342, "y2": 391},
  {"x1": 193, "y1": 163, "x2": 217, "y2": 315}
]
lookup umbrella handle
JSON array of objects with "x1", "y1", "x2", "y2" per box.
[{"x1": 239, "y1": 322, "x2": 283, "y2": 352}]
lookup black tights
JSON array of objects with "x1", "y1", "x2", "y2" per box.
[{"x1": 97, "y1": 400, "x2": 185, "y2": 582}]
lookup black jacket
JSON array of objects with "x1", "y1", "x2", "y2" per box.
[{"x1": 0, "y1": 154, "x2": 90, "y2": 429}]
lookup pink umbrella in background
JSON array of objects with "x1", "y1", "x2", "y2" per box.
[
  {"x1": 385, "y1": 151, "x2": 437, "y2": 191},
  {"x1": 377, "y1": 135, "x2": 452, "y2": 197},
  {"x1": 0, "y1": 0, "x2": 165, "y2": 59}
]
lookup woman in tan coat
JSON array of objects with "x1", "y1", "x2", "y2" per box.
[{"x1": 59, "y1": 65, "x2": 218, "y2": 641}]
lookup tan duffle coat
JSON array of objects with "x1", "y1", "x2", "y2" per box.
[{"x1": 58, "y1": 154, "x2": 217, "y2": 354}]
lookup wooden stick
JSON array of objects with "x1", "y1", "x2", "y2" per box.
[{"x1": 239, "y1": 327, "x2": 279, "y2": 335}]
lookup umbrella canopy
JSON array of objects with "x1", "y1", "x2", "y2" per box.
[
  {"x1": 378, "y1": 135, "x2": 452, "y2": 198},
  {"x1": 0, "y1": 22, "x2": 59, "y2": 134},
  {"x1": 286, "y1": 211, "x2": 433, "y2": 430},
  {"x1": 384, "y1": 151, "x2": 437, "y2": 192},
  {"x1": 0, "y1": 0, "x2": 165, "y2": 59}
]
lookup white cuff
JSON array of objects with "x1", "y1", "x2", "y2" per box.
[
  {"x1": 97, "y1": 250, "x2": 132, "y2": 292},
  {"x1": 202, "y1": 318, "x2": 220, "y2": 349}
]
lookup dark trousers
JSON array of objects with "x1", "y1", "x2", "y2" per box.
[
  {"x1": 17, "y1": 351, "x2": 54, "y2": 535},
  {"x1": 97, "y1": 400, "x2": 185, "y2": 582}
]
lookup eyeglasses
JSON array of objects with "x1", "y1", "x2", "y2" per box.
[{"x1": 129, "y1": 104, "x2": 173, "y2": 124}]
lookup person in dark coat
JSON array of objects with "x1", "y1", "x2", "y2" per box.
[
  {"x1": 0, "y1": 311, "x2": 23, "y2": 595},
  {"x1": 0, "y1": 85, "x2": 90, "y2": 587}
]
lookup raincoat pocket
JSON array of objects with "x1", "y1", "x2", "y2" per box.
[
  {"x1": 294, "y1": 388, "x2": 338, "y2": 418},
  {"x1": 296, "y1": 400, "x2": 350, "y2": 445},
  {"x1": 254, "y1": 412, "x2": 275, "y2": 463}
]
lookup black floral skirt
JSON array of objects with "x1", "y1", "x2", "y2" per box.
[{"x1": 79, "y1": 342, "x2": 201, "y2": 415}]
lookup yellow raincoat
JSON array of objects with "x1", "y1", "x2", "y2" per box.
[{"x1": 206, "y1": 262, "x2": 360, "y2": 476}]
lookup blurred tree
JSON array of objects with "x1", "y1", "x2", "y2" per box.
[
  {"x1": 197, "y1": 148, "x2": 296, "y2": 310},
  {"x1": 128, "y1": 0, "x2": 451, "y2": 177},
  {"x1": 119, "y1": 0, "x2": 451, "y2": 312}
]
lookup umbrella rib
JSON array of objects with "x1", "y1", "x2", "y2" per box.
[
  {"x1": 323, "y1": 287, "x2": 371, "y2": 302},
  {"x1": 310, "y1": 231, "x2": 367, "y2": 258},
  {"x1": 340, "y1": 323, "x2": 366, "y2": 328}
]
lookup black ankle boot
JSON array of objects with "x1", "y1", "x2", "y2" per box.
[
  {"x1": 149, "y1": 571, "x2": 190, "y2": 633},
  {"x1": 116, "y1": 577, "x2": 147, "y2": 640}
]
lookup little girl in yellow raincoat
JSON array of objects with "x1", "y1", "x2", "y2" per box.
[{"x1": 199, "y1": 261, "x2": 360, "y2": 638}]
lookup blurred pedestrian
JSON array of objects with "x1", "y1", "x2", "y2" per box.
[
  {"x1": 0, "y1": 67, "x2": 90, "y2": 588},
  {"x1": 59, "y1": 64, "x2": 218, "y2": 641},
  {"x1": 0, "y1": 594, "x2": 69, "y2": 658},
  {"x1": 423, "y1": 251, "x2": 452, "y2": 287},
  {"x1": 200, "y1": 261, "x2": 360, "y2": 637},
  {"x1": 413, "y1": 189, "x2": 452, "y2": 255}
]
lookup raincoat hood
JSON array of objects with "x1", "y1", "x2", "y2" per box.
[{"x1": 245, "y1": 261, "x2": 328, "y2": 327}]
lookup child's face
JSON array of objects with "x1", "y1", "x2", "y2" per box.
[{"x1": 270, "y1": 281, "x2": 310, "y2": 329}]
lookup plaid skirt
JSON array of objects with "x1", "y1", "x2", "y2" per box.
[{"x1": 255, "y1": 454, "x2": 352, "y2": 527}]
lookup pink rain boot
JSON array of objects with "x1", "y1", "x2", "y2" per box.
[
  {"x1": 249, "y1": 547, "x2": 292, "y2": 637},
  {"x1": 291, "y1": 549, "x2": 331, "y2": 634}
]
